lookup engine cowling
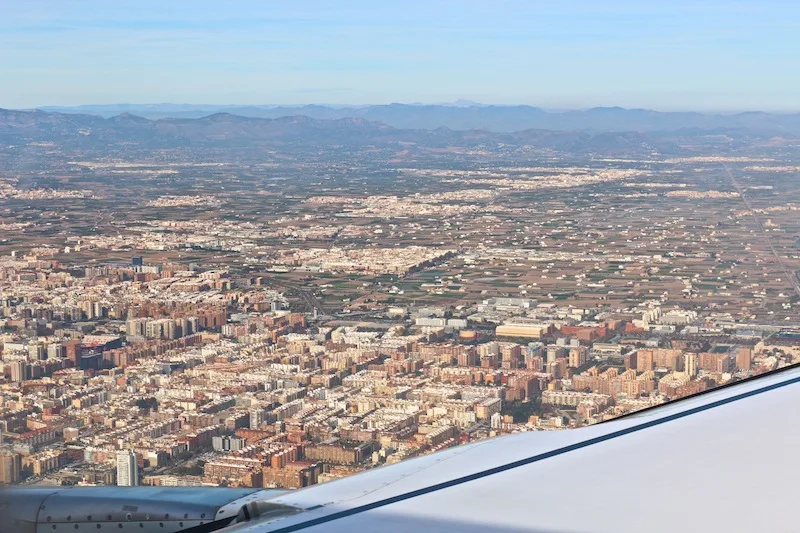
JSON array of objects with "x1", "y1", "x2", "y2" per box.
[{"x1": 0, "y1": 486, "x2": 295, "y2": 533}]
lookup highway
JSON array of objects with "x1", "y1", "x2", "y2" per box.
[
  {"x1": 723, "y1": 163, "x2": 800, "y2": 300},
  {"x1": 255, "y1": 275, "x2": 328, "y2": 316}
]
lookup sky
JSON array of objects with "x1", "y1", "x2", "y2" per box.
[{"x1": 2, "y1": 0, "x2": 800, "y2": 111}]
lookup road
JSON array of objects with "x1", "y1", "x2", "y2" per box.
[
  {"x1": 255, "y1": 275, "x2": 327, "y2": 316},
  {"x1": 723, "y1": 163, "x2": 800, "y2": 300}
]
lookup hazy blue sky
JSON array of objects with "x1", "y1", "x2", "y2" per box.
[{"x1": 2, "y1": 0, "x2": 799, "y2": 111}]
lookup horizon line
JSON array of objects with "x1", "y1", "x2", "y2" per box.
[{"x1": 8, "y1": 102, "x2": 800, "y2": 115}]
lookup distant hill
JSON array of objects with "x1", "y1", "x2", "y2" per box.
[
  {"x1": 34, "y1": 103, "x2": 800, "y2": 133},
  {"x1": 0, "y1": 107, "x2": 792, "y2": 158}
]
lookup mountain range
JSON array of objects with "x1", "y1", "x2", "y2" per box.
[
  {"x1": 0, "y1": 107, "x2": 793, "y2": 158},
  {"x1": 33, "y1": 103, "x2": 800, "y2": 134}
]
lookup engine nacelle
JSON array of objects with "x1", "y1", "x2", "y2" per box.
[{"x1": 0, "y1": 486, "x2": 294, "y2": 533}]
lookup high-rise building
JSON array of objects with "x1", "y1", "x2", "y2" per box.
[
  {"x1": 624, "y1": 351, "x2": 638, "y2": 370},
  {"x1": 177, "y1": 318, "x2": 195, "y2": 337},
  {"x1": 568, "y1": 347, "x2": 588, "y2": 368},
  {"x1": 64, "y1": 339, "x2": 82, "y2": 367},
  {"x1": 652, "y1": 349, "x2": 682, "y2": 371},
  {"x1": 212, "y1": 436, "x2": 247, "y2": 452},
  {"x1": 0, "y1": 450, "x2": 22, "y2": 484},
  {"x1": 47, "y1": 342, "x2": 64, "y2": 359},
  {"x1": 500, "y1": 343, "x2": 522, "y2": 369},
  {"x1": 736, "y1": 347, "x2": 752, "y2": 371},
  {"x1": 146, "y1": 320, "x2": 164, "y2": 339},
  {"x1": 165, "y1": 319, "x2": 178, "y2": 340},
  {"x1": 10, "y1": 361, "x2": 27, "y2": 383},
  {"x1": 685, "y1": 353, "x2": 698, "y2": 378},
  {"x1": 116, "y1": 450, "x2": 139, "y2": 486},
  {"x1": 636, "y1": 349, "x2": 655, "y2": 372},
  {"x1": 477, "y1": 342, "x2": 500, "y2": 357},
  {"x1": 698, "y1": 352, "x2": 733, "y2": 373},
  {"x1": 28, "y1": 343, "x2": 47, "y2": 360},
  {"x1": 546, "y1": 345, "x2": 567, "y2": 364},
  {"x1": 250, "y1": 408, "x2": 266, "y2": 429},
  {"x1": 126, "y1": 318, "x2": 147, "y2": 337}
]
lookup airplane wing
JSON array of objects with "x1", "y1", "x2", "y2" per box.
[{"x1": 3, "y1": 365, "x2": 799, "y2": 533}]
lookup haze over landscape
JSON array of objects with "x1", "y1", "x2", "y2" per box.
[{"x1": 3, "y1": 5, "x2": 800, "y2": 528}]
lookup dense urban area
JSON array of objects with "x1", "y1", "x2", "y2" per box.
[{"x1": 1, "y1": 107, "x2": 800, "y2": 490}]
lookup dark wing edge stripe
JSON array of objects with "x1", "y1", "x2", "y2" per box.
[{"x1": 267, "y1": 373, "x2": 800, "y2": 533}]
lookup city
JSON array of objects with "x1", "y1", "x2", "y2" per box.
[
  {"x1": 2, "y1": 113, "x2": 799, "y2": 489},
  {"x1": 4, "y1": 3, "x2": 800, "y2": 532}
]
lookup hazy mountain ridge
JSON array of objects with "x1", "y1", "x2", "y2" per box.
[
  {"x1": 0, "y1": 107, "x2": 787, "y2": 157},
  {"x1": 34, "y1": 103, "x2": 800, "y2": 133}
]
